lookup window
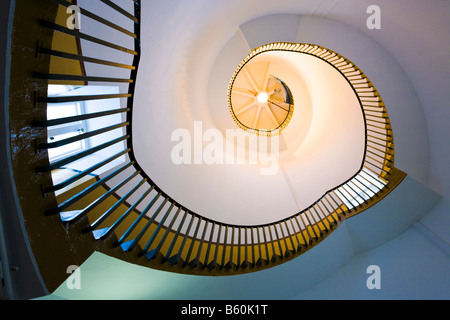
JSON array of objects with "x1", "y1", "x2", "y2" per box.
[{"x1": 47, "y1": 85, "x2": 88, "y2": 162}]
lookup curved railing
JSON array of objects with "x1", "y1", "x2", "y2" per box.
[{"x1": 8, "y1": 0, "x2": 406, "y2": 290}]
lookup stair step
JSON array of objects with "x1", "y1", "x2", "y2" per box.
[
  {"x1": 92, "y1": 227, "x2": 110, "y2": 240},
  {"x1": 60, "y1": 210, "x2": 82, "y2": 222},
  {"x1": 120, "y1": 239, "x2": 135, "y2": 252}
]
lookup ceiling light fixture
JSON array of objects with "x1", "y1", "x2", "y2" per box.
[{"x1": 257, "y1": 92, "x2": 269, "y2": 104}]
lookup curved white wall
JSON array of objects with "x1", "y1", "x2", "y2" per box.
[
  {"x1": 132, "y1": 7, "x2": 425, "y2": 225},
  {"x1": 75, "y1": 0, "x2": 433, "y2": 225}
]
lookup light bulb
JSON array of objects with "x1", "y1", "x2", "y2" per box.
[{"x1": 257, "y1": 92, "x2": 269, "y2": 104}]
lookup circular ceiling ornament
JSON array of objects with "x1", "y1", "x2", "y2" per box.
[{"x1": 228, "y1": 56, "x2": 294, "y2": 137}]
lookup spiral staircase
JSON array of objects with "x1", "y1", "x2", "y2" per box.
[{"x1": 0, "y1": 0, "x2": 449, "y2": 300}]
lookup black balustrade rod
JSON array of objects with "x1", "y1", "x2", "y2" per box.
[
  {"x1": 304, "y1": 210, "x2": 320, "y2": 239},
  {"x1": 364, "y1": 108, "x2": 387, "y2": 115},
  {"x1": 367, "y1": 149, "x2": 393, "y2": 164},
  {"x1": 334, "y1": 189, "x2": 355, "y2": 211},
  {"x1": 355, "y1": 87, "x2": 375, "y2": 93},
  {"x1": 362, "y1": 97, "x2": 383, "y2": 104},
  {"x1": 40, "y1": 93, "x2": 132, "y2": 104},
  {"x1": 344, "y1": 71, "x2": 362, "y2": 78},
  {"x1": 219, "y1": 226, "x2": 229, "y2": 269},
  {"x1": 182, "y1": 217, "x2": 202, "y2": 268},
  {"x1": 189, "y1": 220, "x2": 208, "y2": 268},
  {"x1": 100, "y1": 0, "x2": 139, "y2": 23},
  {"x1": 310, "y1": 208, "x2": 327, "y2": 234},
  {"x1": 333, "y1": 59, "x2": 348, "y2": 67},
  {"x1": 366, "y1": 153, "x2": 390, "y2": 167},
  {"x1": 250, "y1": 228, "x2": 256, "y2": 267},
  {"x1": 344, "y1": 182, "x2": 368, "y2": 206},
  {"x1": 352, "y1": 175, "x2": 372, "y2": 192},
  {"x1": 262, "y1": 227, "x2": 271, "y2": 262},
  {"x1": 52, "y1": 161, "x2": 134, "y2": 215},
  {"x1": 329, "y1": 191, "x2": 349, "y2": 215},
  {"x1": 348, "y1": 179, "x2": 371, "y2": 201},
  {"x1": 293, "y1": 215, "x2": 309, "y2": 246},
  {"x1": 349, "y1": 79, "x2": 369, "y2": 85},
  {"x1": 236, "y1": 227, "x2": 241, "y2": 268},
  {"x1": 367, "y1": 139, "x2": 393, "y2": 151},
  {"x1": 63, "y1": 170, "x2": 140, "y2": 223},
  {"x1": 352, "y1": 83, "x2": 370, "y2": 88},
  {"x1": 321, "y1": 196, "x2": 339, "y2": 223},
  {"x1": 202, "y1": 222, "x2": 216, "y2": 269},
  {"x1": 242, "y1": 227, "x2": 249, "y2": 268},
  {"x1": 94, "y1": 185, "x2": 155, "y2": 240},
  {"x1": 209, "y1": 224, "x2": 222, "y2": 269},
  {"x1": 340, "y1": 66, "x2": 357, "y2": 73},
  {"x1": 354, "y1": 174, "x2": 382, "y2": 193},
  {"x1": 365, "y1": 161, "x2": 389, "y2": 177},
  {"x1": 50, "y1": 0, "x2": 137, "y2": 38},
  {"x1": 255, "y1": 227, "x2": 263, "y2": 265},
  {"x1": 39, "y1": 122, "x2": 129, "y2": 149},
  {"x1": 310, "y1": 208, "x2": 326, "y2": 232},
  {"x1": 225, "y1": 226, "x2": 235, "y2": 270},
  {"x1": 362, "y1": 104, "x2": 384, "y2": 111},
  {"x1": 279, "y1": 222, "x2": 291, "y2": 256},
  {"x1": 366, "y1": 145, "x2": 386, "y2": 156},
  {"x1": 320, "y1": 198, "x2": 340, "y2": 224},
  {"x1": 152, "y1": 206, "x2": 182, "y2": 262},
  {"x1": 367, "y1": 127, "x2": 391, "y2": 137},
  {"x1": 363, "y1": 164, "x2": 388, "y2": 180},
  {"x1": 267, "y1": 225, "x2": 278, "y2": 261},
  {"x1": 116, "y1": 192, "x2": 162, "y2": 248},
  {"x1": 33, "y1": 108, "x2": 129, "y2": 127},
  {"x1": 169, "y1": 214, "x2": 194, "y2": 266},
  {"x1": 141, "y1": 202, "x2": 175, "y2": 259},
  {"x1": 311, "y1": 206, "x2": 329, "y2": 231},
  {"x1": 367, "y1": 127, "x2": 390, "y2": 137},
  {"x1": 38, "y1": 47, "x2": 135, "y2": 70},
  {"x1": 364, "y1": 148, "x2": 390, "y2": 162},
  {"x1": 367, "y1": 133, "x2": 390, "y2": 143},
  {"x1": 39, "y1": 20, "x2": 137, "y2": 55},
  {"x1": 341, "y1": 185, "x2": 363, "y2": 207},
  {"x1": 88, "y1": 177, "x2": 148, "y2": 232},
  {"x1": 357, "y1": 92, "x2": 377, "y2": 99},
  {"x1": 288, "y1": 217, "x2": 303, "y2": 250},
  {"x1": 360, "y1": 97, "x2": 381, "y2": 103},
  {"x1": 324, "y1": 192, "x2": 341, "y2": 213},
  {"x1": 44, "y1": 147, "x2": 130, "y2": 193},
  {"x1": 367, "y1": 122, "x2": 391, "y2": 131},
  {"x1": 33, "y1": 72, "x2": 134, "y2": 84},
  {"x1": 273, "y1": 224, "x2": 286, "y2": 258},
  {"x1": 350, "y1": 179, "x2": 373, "y2": 200},
  {"x1": 318, "y1": 195, "x2": 333, "y2": 214},
  {"x1": 198, "y1": 221, "x2": 216, "y2": 269},
  {"x1": 163, "y1": 210, "x2": 189, "y2": 264},
  {"x1": 283, "y1": 220, "x2": 296, "y2": 253},
  {"x1": 346, "y1": 72, "x2": 364, "y2": 78},
  {"x1": 122, "y1": 198, "x2": 169, "y2": 253},
  {"x1": 366, "y1": 113, "x2": 388, "y2": 122},
  {"x1": 37, "y1": 135, "x2": 129, "y2": 173}
]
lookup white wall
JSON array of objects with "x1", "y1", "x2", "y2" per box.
[
  {"x1": 293, "y1": 227, "x2": 450, "y2": 300},
  {"x1": 132, "y1": 8, "x2": 430, "y2": 226}
]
